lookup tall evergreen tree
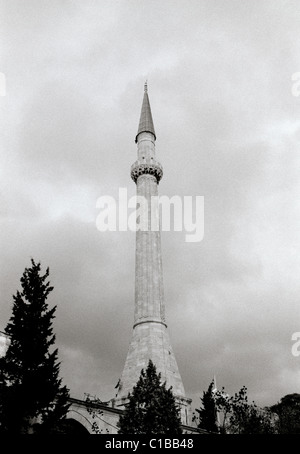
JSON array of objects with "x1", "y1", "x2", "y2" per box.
[
  {"x1": 195, "y1": 380, "x2": 218, "y2": 433},
  {"x1": 0, "y1": 259, "x2": 70, "y2": 434},
  {"x1": 118, "y1": 360, "x2": 182, "y2": 434}
]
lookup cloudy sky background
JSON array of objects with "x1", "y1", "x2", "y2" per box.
[{"x1": 1, "y1": 0, "x2": 300, "y2": 411}]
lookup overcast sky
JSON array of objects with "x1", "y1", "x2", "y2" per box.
[{"x1": 1, "y1": 0, "x2": 300, "y2": 411}]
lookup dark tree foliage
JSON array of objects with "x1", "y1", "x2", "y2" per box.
[
  {"x1": 117, "y1": 360, "x2": 182, "y2": 434},
  {"x1": 0, "y1": 260, "x2": 70, "y2": 434},
  {"x1": 194, "y1": 380, "x2": 218, "y2": 433},
  {"x1": 84, "y1": 395, "x2": 108, "y2": 434},
  {"x1": 214, "y1": 385, "x2": 275, "y2": 434},
  {"x1": 271, "y1": 393, "x2": 300, "y2": 434}
]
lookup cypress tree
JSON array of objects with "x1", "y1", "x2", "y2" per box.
[
  {"x1": 195, "y1": 380, "x2": 218, "y2": 433},
  {"x1": 118, "y1": 359, "x2": 182, "y2": 434},
  {"x1": 0, "y1": 259, "x2": 69, "y2": 434}
]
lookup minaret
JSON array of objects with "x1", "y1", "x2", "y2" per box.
[{"x1": 114, "y1": 83, "x2": 191, "y2": 424}]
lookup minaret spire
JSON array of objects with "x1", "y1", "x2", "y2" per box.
[{"x1": 135, "y1": 81, "x2": 156, "y2": 143}]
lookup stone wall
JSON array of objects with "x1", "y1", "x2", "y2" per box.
[{"x1": 66, "y1": 398, "x2": 206, "y2": 434}]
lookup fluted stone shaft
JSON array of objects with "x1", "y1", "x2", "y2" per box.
[{"x1": 134, "y1": 174, "x2": 165, "y2": 326}]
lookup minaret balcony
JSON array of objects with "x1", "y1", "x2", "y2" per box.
[{"x1": 131, "y1": 160, "x2": 163, "y2": 184}]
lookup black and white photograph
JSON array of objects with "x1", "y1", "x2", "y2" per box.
[{"x1": 0, "y1": 0, "x2": 300, "y2": 438}]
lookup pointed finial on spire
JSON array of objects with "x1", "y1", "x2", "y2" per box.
[{"x1": 144, "y1": 80, "x2": 148, "y2": 93}]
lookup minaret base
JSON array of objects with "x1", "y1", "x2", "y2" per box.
[{"x1": 113, "y1": 320, "x2": 192, "y2": 425}]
